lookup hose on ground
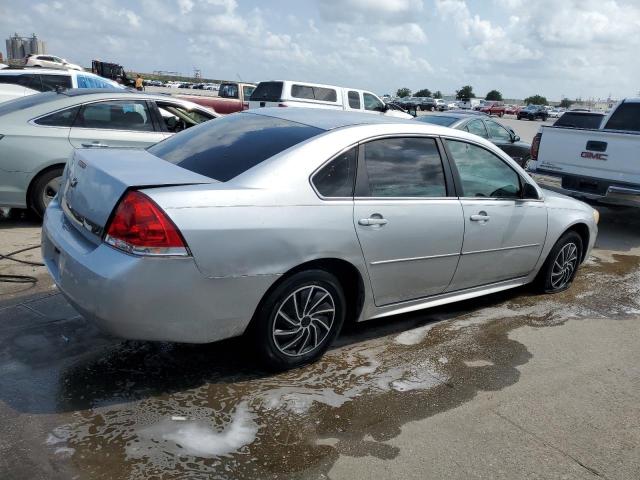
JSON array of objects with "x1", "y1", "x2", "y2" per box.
[{"x1": 0, "y1": 245, "x2": 44, "y2": 284}]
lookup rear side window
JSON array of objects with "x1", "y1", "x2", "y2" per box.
[
  {"x1": 348, "y1": 91, "x2": 361, "y2": 109},
  {"x1": 312, "y1": 147, "x2": 357, "y2": 197},
  {"x1": 291, "y1": 85, "x2": 338, "y2": 102},
  {"x1": 604, "y1": 103, "x2": 640, "y2": 132},
  {"x1": 78, "y1": 100, "x2": 153, "y2": 131},
  {"x1": 362, "y1": 137, "x2": 447, "y2": 197},
  {"x1": 250, "y1": 82, "x2": 283, "y2": 102},
  {"x1": 218, "y1": 84, "x2": 239, "y2": 99},
  {"x1": 34, "y1": 106, "x2": 80, "y2": 127},
  {"x1": 39, "y1": 74, "x2": 72, "y2": 92},
  {"x1": 0, "y1": 73, "x2": 40, "y2": 90},
  {"x1": 149, "y1": 113, "x2": 324, "y2": 182}
]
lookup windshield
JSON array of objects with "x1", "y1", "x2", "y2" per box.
[
  {"x1": 414, "y1": 116, "x2": 458, "y2": 127},
  {"x1": 149, "y1": 113, "x2": 324, "y2": 182}
]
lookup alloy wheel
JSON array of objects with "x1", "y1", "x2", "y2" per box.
[
  {"x1": 272, "y1": 285, "x2": 335, "y2": 357},
  {"x1": 550, "y1": 242, "x2": 579, "y2": 289}
]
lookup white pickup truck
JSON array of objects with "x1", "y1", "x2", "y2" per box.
[{"x1": 529, "y1": 98, "x2": 640, "y2": 207}]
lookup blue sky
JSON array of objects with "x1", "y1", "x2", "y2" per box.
[{"x1": 2, "y1": 0, "x2": 639, "y2": 100}]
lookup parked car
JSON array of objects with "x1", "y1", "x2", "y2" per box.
[
  {"x1": 552, "y1": 111, "x2": 605, "y2": 129},
  {"x1": 248, "y1": 80, "x2": 412, "y2": 119},
  {"x1": 0, "y1": 89, "x2": 218, "y2": 216},
  {"x1": 41, "y1": 108, "x2": 597, "y2": 370},
  {"x1": 25, "y1": 54, "x2": 83, "y2": 71},
  {"x1": 505, "y1": 105, "x2": 521, "y2": 115},
  {"x1": 458, "y1": 98, "x2": 481, "y2": 110},
  {"x1": 181, "y1": 81, "x2": 255, "y2": 114},
  {"x1": 518, "y1": 105, "x2": 549, "y2": 121},
  {"x1": 91, "y1": 60, "x2": 135, "y2": 87},
  {"x1": 417, "y1": 97, "x2": 437, "y2": 111},
  {"x1": 479, "y1": 101, "x2": 506, "y2": 117},
  {"x1": 529, "y1": 98, "x2": 640, "y2": 207},
  {"x1": 547, "y1": 108, "x2": 564, "y2": 118},
  {"x1": 0, "y1": 68, "x2": 122, "y2": 103},
  {"x1": 0, "y1": 63, "x2": 8, "y2": 70},
  {"x1": 434, "y1": 99, "x2": 448, "y2": 111},
  {"x1": 414, "y1": 112, "x2": 532, "y2": 167}
]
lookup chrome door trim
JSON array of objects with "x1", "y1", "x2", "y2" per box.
[
  {"x1": 370, "y1": 252, "x2": 459, "y2": 265},
  {"x1": 462, "y1": 243, "x2": 541, "y2": 256}
]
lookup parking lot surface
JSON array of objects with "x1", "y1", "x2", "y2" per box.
[{"x1": 1, "y1": 204, "x2": 639, "y2": 479}]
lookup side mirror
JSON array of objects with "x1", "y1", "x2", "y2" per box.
[
  {"x1": 522, "y1": 182, "x2": 539, "y2": 200},
  {"x1": 511, "y1": 134, "x2": 520, "y2": 142}
]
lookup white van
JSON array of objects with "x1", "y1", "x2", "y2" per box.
[
  {"x1": 249, "y1": 80, "x2": 413, "y2": 119},
  {"x1": 0, "y1": 68, "x2": 123, "y2": 103}
]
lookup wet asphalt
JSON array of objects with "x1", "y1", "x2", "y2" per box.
[{"x1": 0, "y1": 205, "x2": 639, "y2": 479}]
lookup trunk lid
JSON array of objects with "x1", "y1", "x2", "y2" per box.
[{"x1": 61, "y1": 148, "x2": 216, "y2": 239}]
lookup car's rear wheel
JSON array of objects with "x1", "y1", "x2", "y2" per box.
[
  {"x1": 30, "y1": 167, "x2": 64, "y2": 218},
  {"x1": 537, "y1": 231, "x2": 583, "y2": 293},
  {"x1": 251, "y1": 270, "x2": 345, "y2": 370}
]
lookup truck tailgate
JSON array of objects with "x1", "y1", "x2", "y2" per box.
[{"x1": 536, "y1": 127, "x2": 640, "y2": 186}]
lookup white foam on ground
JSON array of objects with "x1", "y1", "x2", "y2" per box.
[
  {"x1": 464, "y1": 359, "x2": 494, "y2": 367},
  {"x1": 394, "y1": 323, "x2": 436, "y2": 345},
  {"x1": 131, "y1": 401, "x2": 257, "y2": 458}
]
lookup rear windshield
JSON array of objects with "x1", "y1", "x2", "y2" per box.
[
  {"x1": 250, "y1": 81, "x2": 283, "y2": 102},
  {"x1": 414, "y1": 116, "x2": 458, "y2": 127},
  {"x1": 554, "y1": 113, "x2": 604, "y2": 129},
  {"x1": 148, "y1": 113, "x2": 324, "y2": 182},
  {"x1": 0, "y1": 91, "x2": 61, "y2": 117}
]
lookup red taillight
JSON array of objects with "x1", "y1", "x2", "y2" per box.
[
  {"x1": 104, "y1": 191, "x2": 188, "y2": 256},
  {"x1": 531, "y1": 132, "x2": 542, "y2": 161}
]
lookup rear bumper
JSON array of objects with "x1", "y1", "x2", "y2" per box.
[
  {"x1": 531, "y1": 170, "x2": 640, "y2": 208},
  {"x1": 41, "y1": 198, "x2": 279, "y2": 343}
]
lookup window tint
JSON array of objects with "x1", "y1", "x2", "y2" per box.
[
  {"x1": 78, "y1": 100, "x2": 153, "y2": 131},
  {"x1": 363, "y1": 137, "x2": 447, "y2": 197},
  {"x1": 250, "y1": 81, "x2": 283, "y2": 102},
  {"x1": 485, "y1": 120, "x2": 512, "y2": 141},
  {"x1": 312, "y1": 148, "x2": 357, "y2": 197},
  {"x1": 291, "y1": 84, "x2": 315, "y2": 100},
  {"x1": 465, "y1": 119, "x2": 488, "y2": 138},
  {"x1": 39, "y1": 74, "x2": 72, "y2": 92},
  {"x1": 0, "y1": 73, "x2": 39, "y2": 90},
  {"x1": 554, "y1": 113, "x2": 604, "y2": 129},
  {"x1": 415, "y1": 115, "x2": 458, "y2": 127},
  {"x1": 348, "y1": 91, "x2": 361, "y2": 109},
  {"x1": 314, "y1": 87, "x2": 337, "y2": 102},
  {"x1": 447, "y1": 140, "x2": 521, "y2": 199},
  {"x1": 149, "y1": 113, "x2": 323, "y2": 182},
  {"x1": 218, "y1": 84, "x2": 239, "y2": 99},
  {"x1": 363, "y1": 93, "x2": 384, "y2": 112},
  {"x1": 604, "y1": 102, "x2": 640, "y2": 132},
  {"x1": 34, "y1": 106, "x2": 80, "y2": 127}
]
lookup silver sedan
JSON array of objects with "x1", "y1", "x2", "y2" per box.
[
  {"x1": 0, "y1": 89, "x2": 218, "y2": 216},
  {"x1": 42, "y1": 108, "x2": 598, "y2": 370}
]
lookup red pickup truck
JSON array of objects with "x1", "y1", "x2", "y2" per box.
[
  {"x1": 480, "y1": 101, "x2": 506, "y2": 117},
  {"x1": 179, "y1": 82, "x2": 256, "y2": 114}
]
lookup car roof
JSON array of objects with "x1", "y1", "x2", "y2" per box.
[
  {"x1": 243, "y1": 107, "x2": 415, "y2": 130},
  {"x1": 0, "y1": 68, "x2": 75, "y2": 75}
]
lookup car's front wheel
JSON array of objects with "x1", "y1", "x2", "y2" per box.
[
  {"x1": 537, "y1": 231, "x2": 583, "y2": 293},
  {"x1": 251, "y1": 270, "x2": 346, "y2": 370}
]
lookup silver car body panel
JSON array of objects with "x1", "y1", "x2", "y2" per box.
[{"x1": 42, "y1": 109, "x2": 598, "y2": 343}]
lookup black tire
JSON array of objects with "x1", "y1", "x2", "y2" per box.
[
  {"x1": 30, "y1": 167, "x2": 64, "y2": 218},
  {"x1": 251, "y1": 269, "x2": 346, "y2": 371},
  {"x1": 536, "y1": 231, "x2": 583, "y2": 293}
]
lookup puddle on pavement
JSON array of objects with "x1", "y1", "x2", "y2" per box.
[{"x1": 35, "y1": 252, "x2": 640, "y2": 478}]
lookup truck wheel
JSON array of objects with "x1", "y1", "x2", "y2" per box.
[{"x1": 30, "y1": 167, "x2": 64, "y2": 218}]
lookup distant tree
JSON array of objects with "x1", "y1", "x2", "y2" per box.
[
  {"x1": 414, "y1": 88, "x2": 432, "y2": 97},
  {"x1": 433, "y1": 90, "x2": 443, "y2": 99},
  {"x1": 524, "y1": 94, "x2": 548, "y2": 105},
  {"x1": 396, "y1": 88, "x2": 412, "y2": 98},
  {"x1": 485, "y1": 90, "x2": 503, "y2": 101},
  {"x1": 559, "y1": 98, "x2": 573, "y2": 108},
  {"x1": 456, "y1": 85, "x2": 475, "y2": 100}
]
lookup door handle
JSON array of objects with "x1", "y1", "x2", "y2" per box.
[
  {"x1": 470, "y1": 212, "x2": 490, "y2": 222},
  {"x1": 81, "y1": 142, "x2": 109, "y2": 148},
  {"x1": 359, "y1": 217, "x2": 388, "y2": 226}
]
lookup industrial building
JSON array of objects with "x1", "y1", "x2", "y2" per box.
[{"x1": 5, "y1": 33, "x2": 46, "y2": 60}]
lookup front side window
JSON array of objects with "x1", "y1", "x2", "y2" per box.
[
  {"x1": 465, "y1": 119, "x2": 488, "y2": 138},
  {"x1": 485, "y1": 120, "x2": 512, "y2": 141},
  {"x1": 362, "y1": 137, "x2": 447, "y2": 197},
  {"x1": 348, "y1": 91, "x2": 361, "y2": 109},
  {"x1": 34, "y1": 106, "x2": 80, "y2": 127},
  {"x1": 39, "y1": 74, "x2": 72, "y2": 92},
  {"x1": 149, "y1": 113, "x2": 323, "y2": 182},
  {"x1": 312, "y1": 147, "x2": 357, "y2": 197},
  {"x1": 363, "y1": 93, "x2": 384, "y2": 112},
  {"x1": 446, "y1": 140, "x2": 521, "y2": 199},
  {"x1": 78, "y1": 100, "x2": 153, "y2": 131}
]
